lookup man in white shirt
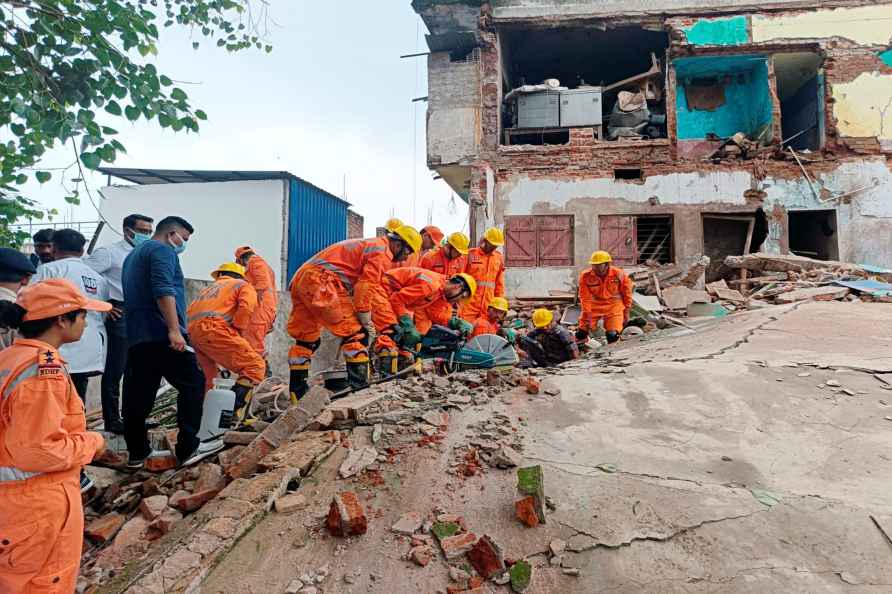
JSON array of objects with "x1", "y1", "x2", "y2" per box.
[
  {"x1": 34, "y1": 228, "x2": 110, "y2": 404},
  {"x1": 84, "y1": 214, "x2": 154, "y2": 434}
]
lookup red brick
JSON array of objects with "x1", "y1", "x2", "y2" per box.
[
  {"x1": 145, "y1": 453, "x2": 178, "y2": 473},
  {"x1": 409, "y1": 545, "x2": 433, "y2": 567},
  {"x1": 194, "y1": 463, "x2": 226, "y2": 493},
  {"x1": 326, "y1": 491, "x2": 367, "y2": 537},
  {"x1": 146, "y1": 508, "x2": 183, "y2": 540},
  {"x1": 515, "y1": 496, "x2": 540, "y2": 528},
  {"x1": 440, "y1": 531, "x2": 478, "y2": 559},
  {"x1": 139, "y1": 495, "x2": 169, "y2": 521},
  {"x1": 217, "y1": 445, "x2": 245, "y2": 471},
  {"x1": 85, "y1": 512, "x2": 126, "y2": 543},
  {"x1": 524, "y1": 377, "x2": 540, "y2": 395},
  {"x1": 467, "y1": 534, "x2": 505, "y2": 579},
  {"x1": 170, "y1": 488, "x2": 221, "y2": 513}
]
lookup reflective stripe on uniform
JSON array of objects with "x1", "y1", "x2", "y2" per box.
[
  {"x1": 0, "y1": 466, "x2": 41, "y2": 482},
  {"x1": 478, "y1": 281, "x2": 496, "y2": 288},
  {"x1": 417, "y1": 273, "x2": 433, "y2": 284},
  {"x1": 307, "y1": 259, "x2": 354, "y2": 292},
  {"x1": 363, "y1": 246, "x2": 386, "y2": 255},
  {"x1": 0, "y1": 363, "x2": 38, "y2": 401},
  {"x1": 186, "y1": 311, "x2": 233, "y2": 324}
]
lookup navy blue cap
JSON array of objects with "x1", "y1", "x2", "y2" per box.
[{"x1": 0, "y1": 247, "x2": 37, "y2": 276}]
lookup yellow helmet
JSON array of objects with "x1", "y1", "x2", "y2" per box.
[
  {"x1": 384, "y1": 217, "x2": 404, "y2": 232},
  {"x1": 452, "y1": 272, "x2": 477, "y2": 299},
  {"x1": 393, "y1": 225, "x2": 422, "y2": 254},
  {"x1": 483, "y1": 227, "x2": 505, "y2": 247},
  {"x1": 489, "y1": 297, "x2": 509, "y2": 313},
  {"x1": 447, "y1": 232, "x2": 470, "y2": 255},
  {"x1": 532, "y1": 308, "x2": 554, "y2": 328},
  {"x1": 212, "y1": 262, "x2": 246, "y2": 279},
  {"x1": 589, "y1": 250, "x2": 612, "y2": 265}
]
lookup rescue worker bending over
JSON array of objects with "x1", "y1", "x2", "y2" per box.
[
  {"x1": 460, "y1": 227, "x2": 506, "y2": 322},
  {"x1": 520, "y1": 308, "x2": 579, "y2": 367},
  {"x1": 405, "y1": 225, "x2": 444, "y2": 267},
  {"x1": 0, "y1": 279, "x2": 109, "y2": 593},
  {"x1": 421, "y1": 232, "x2": 470, "y2": 278},
  {"x1": 234, "y1": 246, "x2": 278, "y2": 361},
  {"x1": 288, "y1": 226, "x2": 422, "y2": 399},
  {"x1": 470, "y1": 297, "x2": 516, "y2": 344},
  {"x1": 576, "y1": 251, "x2": 634, "y2": 345},
  {"x1": 186, "y1": 263, "x2": 265, "y2": 421},
  {"x1": 373, "y1": 268, "x2": 476, "y2": 375}
]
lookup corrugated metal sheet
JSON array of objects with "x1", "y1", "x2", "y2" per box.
[{"x1": 287, "y1": 178, "x2": 348, "y2": 280}]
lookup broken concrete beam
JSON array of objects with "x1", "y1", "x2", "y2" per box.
[
  {"x1": 774, "y1": 286, "x2": 850, "y2": 304},
  {"x1": 440, "y1": 531, "x2": 478, "y2": 559},
  {"x1": 661, "y1": 286, "x2": 711, "y2": 310},
  {"x1": 510, "y1": 559, "x2": 532, "y2": 593},
  {"x1": 466, "y1": 534, "x2": 506, "y2": 579},
  {"x1": 325, "y1": 390, "x2": 385, "y2": 421},
  {"x1": 226, "y1": 386, "x2": 331, "y2": 479},
  {"x1": 516, "y1": 466, "x2": 546, "y2": 524},
  {"x1": 85, "y1": 512, "x2": 126, "y2": 543},
  {"x1": 724, "y1": 253, "x2": 855, "y2": 273},
  {"x1": 222, "y1": 431, "x2": 257, "y2": 446},
  {"x1": 326, "y1": 492, "x2": 368, "y2": 537}
]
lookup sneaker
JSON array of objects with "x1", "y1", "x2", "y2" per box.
[
  {"x1": 80, "y1": 471, "x2": 95, "y2": 493},
  {"x1": 105, "y1": 419, "x2": 125, "y2": 435},
  {"x1": 126, "y1": 452, "x2": 151, "y2": 470},
  {"x1": 179, "y1": 440, "x2": 225, "y2": 468}
]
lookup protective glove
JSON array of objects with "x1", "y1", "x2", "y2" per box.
[
  {"x1": 448, "y1": 316, "x2": 473, "y2": 337},
  {"x1": 398, "y1": 314, "x2": 421, "y2": 348},
  {"x1": 500, "y1": 328, "x2": 517, "y2": 345},
  {"x1": 575, "y1": 328, "x2": 590, "y2": 342},
  {"x1": 356, "y1": 311, "x2": 375, "y2": 346}
]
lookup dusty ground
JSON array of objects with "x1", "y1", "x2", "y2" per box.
[{"x1": 201, "y1": 301, "x2": 892, "y2": 594}]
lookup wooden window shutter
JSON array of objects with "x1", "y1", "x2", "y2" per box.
[
  {"x1": 598, "y1": 215, "x2": 637, "y2": 266},
  {"x1": 505, "y1": 215, "x2": 536, "y2": 267},
  {"x1": 537, "y1": 215, "x2": 574, "y2": 267}
]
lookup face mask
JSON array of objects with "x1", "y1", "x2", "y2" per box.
[
  {"x1": 171, "y1": 232, "x2": 187, "y2": 255},
  {"x1": 128, "y1": 230, "x2": 151, "y2": 247}
]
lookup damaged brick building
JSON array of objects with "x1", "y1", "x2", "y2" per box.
[{"x1": 412, "y1": 0, "x2": 892, "y2": 295}]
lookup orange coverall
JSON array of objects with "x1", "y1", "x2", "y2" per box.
[
  {"x1": 460, "y1": 248, "x2": 505, "y2": 322},
  {"x1": 242, "y1": 255, "x2": 278, "y2": 356},
  {"x1": 578, "y1": 267, "x2": 634, "y2": 333},
  {"x1": 470, "y1": 316, "x2": 500, "y2": 338},
  {"x1": 288, "y1": 237, "x2": 394, "y2": 369},
  {"x1": 405, "y1": 226, "x2": 444, "y2": 268},
  {"x1": 187, "y1": 277, "x2": 265, "y2": 393},
  {"x1": 375, "y1": 267, "x2": 452, "y2": 338},
  {"x1": 0, "y1": 339, "x2": 105, "y2": 593},
  {"x1": 420, "y1": 247, "x2": 467, "y2": 279}
]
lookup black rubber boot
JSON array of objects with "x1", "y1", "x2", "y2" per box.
[
  {"x1": 289, "y1": 368, "x2": 309, "y2": 402},
  {"x1": 346, "y1": 360, "x2": 370, "y2": 390},
  {"x1": 606, "y1": 331, "x2": 621, "y2": 344},
  {"x1": 232, "y1": 382, "x2": 254, "y2": 423}
]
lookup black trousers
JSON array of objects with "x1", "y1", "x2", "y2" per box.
[
  {"x1": 71, "y1": 372, "x2": 100, "y2": 403},
  {"x1": 122, "y1": 341, "x2": 205, "y2": 461},
  {"x1": 100, "y1": 308, "x2": 127, "y2": 428}
]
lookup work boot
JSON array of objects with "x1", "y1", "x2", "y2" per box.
[
  {"x1": 232, "y1": 381, "x2": 254, "y2": 423},
  {"x1": 397, "y1": 350, "x2": 417, "y2": 378},
  {"x1": 377, "y1": 349, "x2": 399, "y2": 380},
  {"x1": 346, "y1": 360, "x2": 370, "y2": 390},
  {"x1": 289, "y1": 367, "x2": 309, "y2": 403}
]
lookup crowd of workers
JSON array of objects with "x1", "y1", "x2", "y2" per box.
[{"x1": 0, "y1": 214, "x2": 633, "y2": 592}]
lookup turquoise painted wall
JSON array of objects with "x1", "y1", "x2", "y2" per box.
[
  {"x1": 675, "y1": 56, "x2": 773, "y2": 141},
  {"x1": 683, "y1": 16, "x2": 749, "y2": 46},
  {"x1": 879, "y1": 48, "x2": 892, "y2": 67}
]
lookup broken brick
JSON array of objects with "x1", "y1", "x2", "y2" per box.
[
  {"x1": 194, "y1": 463, "x2": 226, "y2": 493},
  {"x1": 467, "y1": 534, "x2": 505, "y2": 579},
  {"x1": 516, "y1": 465, "x2": 547, "y2": 524},
  {"x1": 170, "y1": 488, "x2": 221, "y2": 513},
  {"x1": 146, "y1": 508, "x2": 182, "y2": 540},
  {"x1": 524, "y1": 377, "x2": 540, "y2": 395},
  {"x1": 409, "y1": 545, "x2": 433, "y2": 567},
  {"x1": 326, "y1": 492, "x2": 367, "y2": 537},
  {"x1": 139, "y1": 495, "x2": 169, "y2": 521},
  {"x1": 515, "y1": 496, "x2": 540, "y2": 528},
  {"x1": 85, "y1": 512, "x2": 126, "y2": 543},
  {"x1": 391, "y1": 511, "x2": 423, "y2": 535},
  {"x1": 144, "y1": 452, "x2": 178, "y2": 473},
  {"x1": 439, "y1": 531, "x2": 478, "y2": 559},
  {"x1": 274, "y1": 492, "x2": 308, "y2": 513},
  {"x1": 222, "y1": 431, "x2": 257, "y2": 446}
]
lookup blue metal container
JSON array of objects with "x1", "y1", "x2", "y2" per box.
[{"x1": 287, "y1": 177, "x2": 349, "y2": 281}]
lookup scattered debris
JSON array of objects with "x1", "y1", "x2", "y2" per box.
[
  {"x1": 467, "y1": 534, "x2": 506, "y2": 579},
  {"x1": 326, "y1": 492, "x2": 368, "y2": 537},
  {"x1": 339, "y1": 446, "x2": 378, "y2": 479},
  {"x1": 516, "y1": 465, "x2": 547, "y2": 525},
  {"x1": 391, "y1": 511, "x2": 423, "y2": 535},
  {"x1": 509, "y1": 559, "x2": 532, "y2": 593}
]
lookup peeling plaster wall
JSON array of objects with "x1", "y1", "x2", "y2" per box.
[
  {"x1": 682, "y1": 15, "x2": 749, "y2": 46},
  {"x1": 832, "y1": 72, "x2": 892, "y2": 139},
  {"x1": 752, "y1": 5, "x2": 892, "y2": 45},
  {"x1": 427, "y1": 52, "x2": 482, "y2": 166}
]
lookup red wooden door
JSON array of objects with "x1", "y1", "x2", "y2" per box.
[
  {"x1": 599, "y1": 215, "x2": 636, "y2": 265},
  {"x1": 505, "y1": 215, "x2": 537, "y2": 267},
  {"x1": 538, "y1": 215, "x2": 574, "y2": 267}
]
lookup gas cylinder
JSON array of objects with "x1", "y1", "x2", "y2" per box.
[{"x1": 197, "y1": 378, "x2": 236, "y2": 441}]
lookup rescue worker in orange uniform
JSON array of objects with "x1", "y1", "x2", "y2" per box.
[
  {"x1": 421, "y1": 232, "x2": 470, "y2": 278},
  {"x1": 470, "y1": 297, "x2": 516, "y2": 343},
  {"x1": 373, "y1": 268, "x2": 476, "y2": 375},
  {"x1": 234, "y1": 246, "x2": 278, "y2": 360},
  {"x1": 186, "y1": 263, "x2": 266, "y2": 421},
  {"x1": 576, "y1": 251, "x2": 634, "y2": 345},
  {"x1": 381, "y1": 217, "x2": 403, "y2": 236},
  {"x1": 405, "y1": 225, "x2": 444, "y2": 267},
  {"x1": 287, "y1": 226, "x2": 422, "y2": 399},
  {"x1": 460, "y1": 227, "x2": 506, "y2": 322},
  {"x1": 0, "y1": 279, "x2": 109, "y2": 594}
]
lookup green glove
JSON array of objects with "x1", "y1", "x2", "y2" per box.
[
  {"x1": 501, "y1": 328, "x2": 517, "y2": 344},
  {"x1": 449, "y1": 316, "x2": 473, "y2": 336},
  {"x1": 398, "y1": 314, "x2": 421, "y2": 347}
]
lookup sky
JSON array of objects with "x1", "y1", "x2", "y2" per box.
[{"x1": 18, "y1": 1, "x2": 468, "y2": 238}]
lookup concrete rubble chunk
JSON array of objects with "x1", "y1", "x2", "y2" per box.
[
  {"x1": 146, "y1": 507, "x2": 182, "y2": 540},
  {"x1": 391, "y1": 511, "x2": 423, "y2": 535},
  {"x1": 549, "y1": 539, "x2": 567, "y2": 556},
  {"x1": 227, "y1": 386, "x2": 331, "y2": 479},
  {"x1": 275, "y1": 492, "x2": 308, "y2": 513},
  {"x1": 775, "y1": 286, "x2": 850, "y2": 304},
  {"x1": 439, "y1": 531, "x2": 478, "y2": 559},
  {"x1": 85, "y1": 512, "x2": 126, "y2": 543},
  {"x1": 326, "y1": 491, "x2": 368, "y2": 537},
  {"x1": 409, "y1": 545, "x2": 434, "y2": 567},
  {"x1": 421, "y1": 410, "x2": 449, "y2": 427},
  {"x1": 223, "y1": 431, "x2": 257, "y2": 446},
  {"x1": 492, "y1": 445, "x2": 522, "y2": 468},
  {"x1": 524, "y1": 377, "x2": 540, "y2": 395},
  {"x1": 284, "y1": 579, "x2": 304, "y2": 594},
  {"x1": 509, "y1": 559, "x2": 532, "y2": 593},
  {"x1": 326, "y1": 391, "x2": 385, "y2": 420},
  {"x1": 138, "y1": 495, "x2": 169, "y2": 521},
  {"x1": 194, "y1": 463, "x2": 226, "y2": 493},
  {"x1": 467, "y1": 534, "x2": 506, "y2": 579},
  {"x1": 516, "y1": 465, "x2": 547, "y2": 524},
  {"x1": 432, "y1": 521, "x2": 462, "y2": 542},
  {"x1": 339, "y1": 446, "x2": 378, "y2": 479}
]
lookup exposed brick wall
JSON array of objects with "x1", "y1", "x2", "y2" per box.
[{"x1": 347, "y1": 210, "x2": 364, "y2": 239}]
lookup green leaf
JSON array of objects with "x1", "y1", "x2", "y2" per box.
[
  {"x1": 192, "y1": 42, "x2": 200, "y2": 50},
  {"x1": 194, "y1": 109, "x2": 208, "y2": 120},
  {"x1": 171, "y1": 88, "x2": 187, "y2": 101},
  {"x1": 35, "y1": 171, "x2": 51, "y2": 184},
  {"x1": 80, "y1": 152, "x2": 100, "y2": 169},
  {"x1": 105, "y1": 100, "x2": 122, "y2": 116},
  {"x1": 124, "y1": 105, "x2": 140, "y2": 121},
  {"x1": 15, "y1": 174, "x2": 27, "y2": 185},
  {"x1": 160, "y1": 75, "x2": 172, "y2": 87}
]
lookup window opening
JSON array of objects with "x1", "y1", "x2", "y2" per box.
[
  {"x1": 500, "y1": 25, "x2": 669, "y2": 145},
  {"x1": 774, "y1": 52, "x2": 823, "y2": 152},
  {"x1": 788, "y1": 209, "x2": 838, "y2": 260},
  {"x1": 614, "y1": 168, "x2": 644, "y2": 181},
  {"x1": 701, "y1": 214, "x2": 755, "y2": 282},
  {"x1": 598, "y1": 214, "x2": 673, "y2": 266}
]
